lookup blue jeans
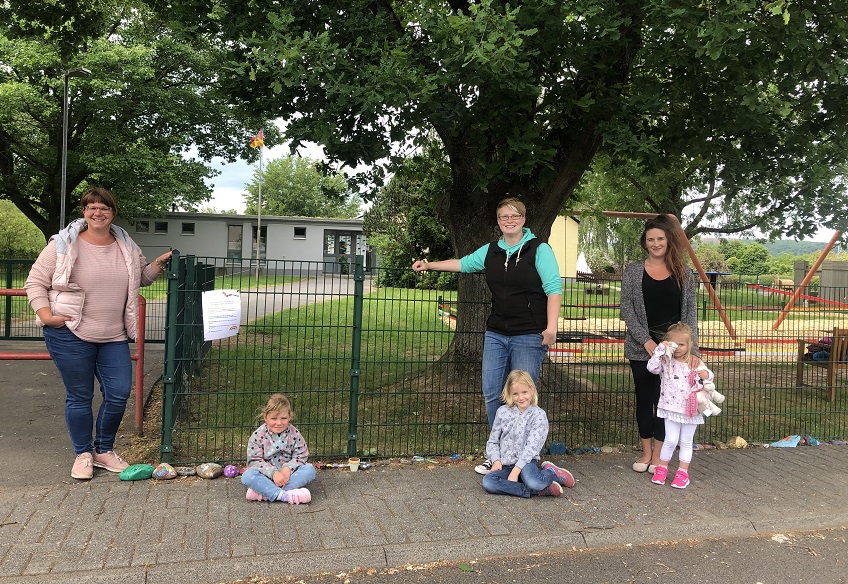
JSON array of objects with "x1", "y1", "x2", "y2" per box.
[
  {"x1": 482, "y1": 331, "x2": 548, "y2": 427},
  {"x1": 481, "y1": 462, "x2": 556, "y2": 498},
  {"x1": 43, "y1": 326, "x2": 133, "y2": 455},
  {"x1": 241, "y1": 465, "x2": 317, "y2": 500}
]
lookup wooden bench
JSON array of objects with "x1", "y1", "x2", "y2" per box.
[{"x1": 796, "y1": 327, "x2": 848, "y2": 401}]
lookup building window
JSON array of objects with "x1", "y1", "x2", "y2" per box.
[
  {"x1": 227, "y1": 225, "x2": 242, "y2": 259},
  {"x1": 324, "y1": 232, "x2": 335, "y2": 255},
  {"x1": 294, "y1": 227, "x2": 307, "y2": 239},
  {"x1": 136, "y1": 221, "x2": 149, "y2": 233},
  {"x1": 154, "y1": 221, "x2": 168, "y2": 234},
  {"x1": 251, "y1": 225, "x2": 267, "y2": 259},
  {"x1": 181, "y1": 222, "x2": 195, "y2": 235}
]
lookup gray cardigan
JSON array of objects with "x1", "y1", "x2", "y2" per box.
[{"x1": 620, "y1": 260, "x2": 698, "y2": 360}]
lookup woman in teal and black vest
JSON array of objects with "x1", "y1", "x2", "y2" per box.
[{"x1": 412, "y1": 198, "x2": 562, "y2": 475}]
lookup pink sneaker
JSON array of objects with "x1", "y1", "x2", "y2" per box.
[
  {"x1": 651, "y1": 465, "x2": 668, "y2": 485},
  {"x1": 671, "y1": 469, "x2": 690, "y2": 489},
  {"x1": 71, "y1": 452, "x2": 94, "y2": 480},
  {"x1": 541, "y1": 461, "x2": 575, "y2": 488},
  {"x1": 92, "y1": 451, "x2": 129, "y2": 473},
  {"x1": 537, "y1": 482, "x2": 563, "y2": 497},
  {"x1": 281, "y1": 487, "x2": 312, "y2": 505},
  {"x1": 245, "y1": 488, "x2": 267, "y2": 501}
]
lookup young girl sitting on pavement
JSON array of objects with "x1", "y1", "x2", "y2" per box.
[
  {"x1": 646, "y1": 322, "x2": 714, "y2": 489},
  {"x1": 481, "y1": 370, "x2": 575, "y2": 498},
  {"x1": 241, "y1": 393, "x2": 316, "y2": 504}
]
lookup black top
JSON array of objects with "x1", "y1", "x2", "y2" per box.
[
  {"x1": 642, "y1": 270, "x2": 682, "y2": 343},
  {"x1": 483, "y1": 238, "x2": 548, "y2": 336}
]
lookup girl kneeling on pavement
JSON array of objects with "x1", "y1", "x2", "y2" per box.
[{"x1": 482, "y1": 370, "x2": 575, "y2": 498}]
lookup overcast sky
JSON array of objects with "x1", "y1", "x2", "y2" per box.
[{"x1": 204, "y1": 143, "x2": 838, "y2": 243}]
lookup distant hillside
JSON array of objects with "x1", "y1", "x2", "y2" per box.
[
  {"x1": 696, "y1": 237, "x2": 827, "y2": 256},
  {"x1": 764, "y1": 240, "x2": 828, "y2": 256}
]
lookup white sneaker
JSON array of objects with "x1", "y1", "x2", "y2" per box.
[{"x1": 474, "y1": 459, "x2": 492, "y2": 475}]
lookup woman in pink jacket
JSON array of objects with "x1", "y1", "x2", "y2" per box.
[{"x1": 25, "y1": 188, "x2": 172, "y2": 480}]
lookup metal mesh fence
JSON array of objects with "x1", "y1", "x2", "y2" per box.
[
  {"x1": 1, "y1": 259, "x2": 169, "y2": 341},
  {"x1": 160, "y1": 255, "x2": 848, "y2": 465}
]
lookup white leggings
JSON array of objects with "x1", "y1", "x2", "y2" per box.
[{"x1": 659, "y1": 419, "x2": 697, "y2": 465}]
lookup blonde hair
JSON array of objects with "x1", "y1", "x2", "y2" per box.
[
  {"x1": 664, "y1": 322, "x2": 694, "y2": 364},
  {"x1": 496, "y1": 198, "x2": 526, "y2": 218},
  {"x1": 500, "y1": 370, "x2": 539, "y2": 407},
  {"x1": 258, "y1": 393, "x2": 295, "y2": 421}
]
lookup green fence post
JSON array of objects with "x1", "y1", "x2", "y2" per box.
[
  {"x1": 160, "y1": 251, "x2": 181, "y2": 463},
  {"x1": 347, "y1": 255, "x2": 365, "y2": 456}
]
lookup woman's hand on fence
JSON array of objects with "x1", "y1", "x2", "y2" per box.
[{"x1": 412, "y1": 260, "x2": 428, "y2": 272}]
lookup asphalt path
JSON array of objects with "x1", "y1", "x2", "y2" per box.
[{"x1": 234, "y1": 527, "x2": 848, "y2": 584}]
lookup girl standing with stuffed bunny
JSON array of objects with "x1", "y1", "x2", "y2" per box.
[
  {"x1": 241, "y1": 393, "x2": 316, "y2": 504},
  {"x1": 481, "y1": 370, "x2": 575, "y2": 498},
  {"x1": 646, "y1": 323, "x2": 713, "y2": 489}
]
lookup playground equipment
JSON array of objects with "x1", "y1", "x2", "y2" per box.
[
  {"x1": 773, "y1": 230, "x2": 843, "y2": 330},
  {"x1": 572, "y1": 211, "x2": 737, "y2": 340},
  {"x1": 745, "y1": 283, "x2": 848, "y2": 310}
]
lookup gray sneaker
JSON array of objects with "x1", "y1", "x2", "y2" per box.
[{"x1": 474, "y1": 459, "x2": 492, "y2": 475}]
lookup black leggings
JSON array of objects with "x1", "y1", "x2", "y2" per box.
[{"x1": 629, "y1": 360, "x2": 665, "y2": 442}]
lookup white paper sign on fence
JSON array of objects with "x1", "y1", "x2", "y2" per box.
[{"x1": 202, "y1": 289, "x2": 241, "y2": 341}]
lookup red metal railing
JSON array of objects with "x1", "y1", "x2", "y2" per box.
[{"x1": 0, "y1": 289, "x2": 148, "y2": 435}]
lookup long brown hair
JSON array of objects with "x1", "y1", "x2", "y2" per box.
[{"x1": 640, "y1": 215, "x2": 688, "y2": 286}]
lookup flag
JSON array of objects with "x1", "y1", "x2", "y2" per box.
[{"x1": 250, "y1": 130, "x2": 264, "y2": 149}]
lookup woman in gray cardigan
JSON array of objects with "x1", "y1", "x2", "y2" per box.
[{"x1": 620, "y1": 215, "x2": 698, "y2": 474}]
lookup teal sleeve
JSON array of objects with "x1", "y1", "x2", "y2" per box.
[
  {"x1": 535, "y1": 243, "x2": 563, "y2": 296},
  {"x1": 458, "y1": 243, "x2": 490, "y2": 273}
]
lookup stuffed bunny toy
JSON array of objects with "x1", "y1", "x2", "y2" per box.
[{"x1": 689, "y1": 365, "x2": 724, "y2": 416}]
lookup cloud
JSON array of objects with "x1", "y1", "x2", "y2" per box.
[{"x1": 202, "y1": 140, "x2": 329, "y2": 213}]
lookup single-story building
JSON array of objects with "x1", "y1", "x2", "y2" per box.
[
  {"x1": 114, "y1": 212, "x2": 579, "y2": 278},
  {"x1": 113, "y1": 212, "x2": 373, "y2": 275},
  {"x1": 549, "y1": 215, "x2": 580, "y2": 279}
]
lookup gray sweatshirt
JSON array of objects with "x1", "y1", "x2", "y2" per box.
[{"x1": 486, "y1": 404, "x2": 549, "y2": 469}]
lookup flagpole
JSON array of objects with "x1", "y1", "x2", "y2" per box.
[{"x1": 255, "y1": 132, "x2": 264, "y2": 285}]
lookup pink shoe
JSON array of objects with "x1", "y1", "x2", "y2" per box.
[
  {"x1": 651, "y1": 465, "x2": 668, "y2": 485},
  {"x1": 92, "y1": 451, "x2": 129, "y2": 473},
  {"x1": 282, "y1": 487, "x2": 312, "y2": 505},
  {"x1": 71, "y1": 452, "x2": 94, "y2": 480},
  {"x1": 537, "y1": 482, "x2": 563, "y2": 497},
  {"x1": 541, "y1": 461, "x2": 576, "y2": 488},
  {"x1": 245, "y1": 488, "x2": 266, "y2": 501},
  {"x1": 671, "y1": 469, "x2": 690, "y2": 489}
]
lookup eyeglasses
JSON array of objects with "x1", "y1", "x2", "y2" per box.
[
  {"x1": 497, "y1": 214, "x2": 524, "y2": 221},
  {"x1": 85, "y1": 205, "x2": 113, "y2": 213}
]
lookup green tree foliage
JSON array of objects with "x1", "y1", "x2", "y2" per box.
[
  {"x1": 0, "y1": 0, "x2": 278, "y2": 239},
  {"x1": 693, "y1": 243, "x2": 728, "y2": 273},
  {"x1": 732, "y1": 242, "x2": 771, "y2": 275},
  {"x1": 574, "y1": 3, "x2": 848, "y2": 241},
  {"x1": 0, "y1": 201, "x2": 44, "y2": 258},
  {"x1": 160, "y1": 0, "x2": 848, "y2": 251},
  {"x1": 768, "y1": 252, "x2": 795, "y2": 276},
  {"x1": 363, "y1": 141, "x2": 454, "y2": 288},
  {"x1": 717, "y1": 239, "x2": 747, "y2": 263},
  {"x1": 243, "y1": 156, "x2": 361, "y2": 218}
]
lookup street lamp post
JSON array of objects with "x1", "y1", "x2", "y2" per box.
[{"x1": 60, "y1": 67, "x2": 91, "y2": 230}]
